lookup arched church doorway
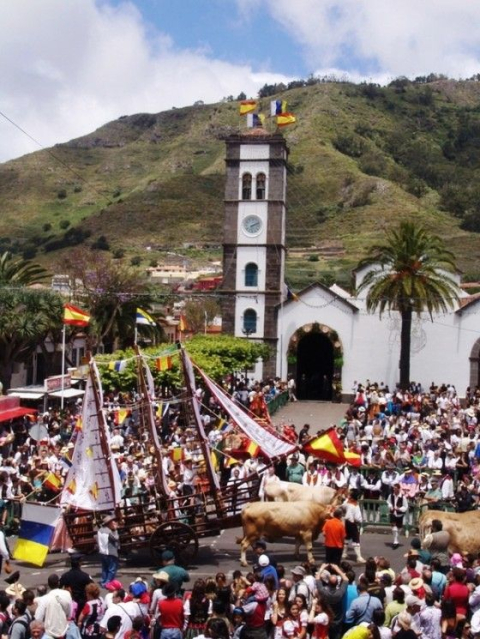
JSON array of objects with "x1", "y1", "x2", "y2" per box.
[
  {"x1": 297, "y1": 333, "x2": 333, "y2": 400},
  {"x1": 287, "y1": 323, "x2": 343, "y2": 402},
  {"x1": 469, "y1": 338, "x2": 480, "y2": 390}
]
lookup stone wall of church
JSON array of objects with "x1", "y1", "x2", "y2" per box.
[
  {"x1": 266, "y1": 202, "x2": 285, "y2": 244},
  {"x1": 223, "y1": 203, "x2": 239, "y2": 242},
  {"x1": 220, "y1": 244, "x2": 237, "y2": 334}
]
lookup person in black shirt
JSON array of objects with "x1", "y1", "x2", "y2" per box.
[
  {"x1": 59, "y1": 554, "x2": 93, "y2": 619},
  {"x1": 456, "y1": 484, "x2": 475, "y2": 513}
]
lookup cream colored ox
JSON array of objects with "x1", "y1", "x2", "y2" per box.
[
  {"x1": 237, "y1": 501, "x2": 330, "y2": 566},
  {"x1": 418, "y1": 509, "x2": 480, "y2": 554},
  {"x1": 264, "y1": 480, "x2": 343, "y2": 506}
]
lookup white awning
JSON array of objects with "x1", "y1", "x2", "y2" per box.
[
  {"x1": 48, "y1": 389, "x2": 85, "y2": 399},
  {"x1": 7, "y1": 392, "x2": 44, "y2": 400}
]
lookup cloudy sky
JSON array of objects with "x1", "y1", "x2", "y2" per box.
[{"x1": 1, "y1": 0, "x2": 480, "y2": 162}]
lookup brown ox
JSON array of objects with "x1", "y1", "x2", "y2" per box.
[
  {"x1": 418, "y1": 509, "x2": 480, "y2": 554},
  {"x1": 237, "y1": 501, "x2": 330, "y2": 566},
  {"x1": 264, "y1": 480, "x2": 343, "y2": 506}
]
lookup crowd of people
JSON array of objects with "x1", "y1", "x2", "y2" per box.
[
  {"x1": 2, "y1": 524, "x2": 480, "y2": 639},
  {"x1": 0, "y1": 376, "x2": 479, "y2": 639}
]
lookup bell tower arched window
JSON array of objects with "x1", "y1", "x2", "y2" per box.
[
  {"x1": 243, "y1": 309, "x2": 257, "y2": 334},
  {"x1": 245, "y1": 263, "x2": 258, "y2": 287},
  {"x1": 242, "y1": 173, "x2": 252, "y2": 200},
  {"x1": 256, "y1": 173, "x2": 266, "y2": 200}
]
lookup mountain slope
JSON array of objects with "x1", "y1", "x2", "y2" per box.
[{"x1": 2, "y1": 78, "x2": 480, "y2": 288}]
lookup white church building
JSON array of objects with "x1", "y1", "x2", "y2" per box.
[{"x1": 220, "y1": 129, "x2": 480, "y2": 400}]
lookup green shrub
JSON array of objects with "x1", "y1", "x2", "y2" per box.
[
  {"x1": 333, "y1": 133, "x2": 366, "y2": 158},
  {"x1": 91, "y1": 235, "x2": 110, "y2": 251}
]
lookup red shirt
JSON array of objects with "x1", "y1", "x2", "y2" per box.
[
  {"x1": 444, "y1": 582, "x2": 469, "y2": 616},
  {"x1": 158, "y1": 598, "x2": 184, "y2": 628}
]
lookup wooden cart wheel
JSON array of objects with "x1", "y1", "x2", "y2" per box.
[{"x1": 149, "y1": 521, "x2": 199, "y2": 566}]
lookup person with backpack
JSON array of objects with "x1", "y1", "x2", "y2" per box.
[
  {"x1": 8, "y1": 600, "x2": 31, "y2": 639},
  {"x1": 124, "y1": 617, "x2": 145, "y2": 639},
  {"x1": 77, "y1": 583, "x2": 105, "y2": 639},
  {"x1": 288, "y1": 567, "x2": 311, "y2": 606},
  {"x1": 345, "y1": 579, "x2": 383, "y2": 626}
]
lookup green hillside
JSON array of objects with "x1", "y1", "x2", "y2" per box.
[{"x1": 3, "y1": 77, "x2": 480, "y2": 289}]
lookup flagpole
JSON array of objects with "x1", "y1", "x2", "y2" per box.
[
  {"x1": 134, "y1": 325, "x2": 138, "y2": 346},
  {"x1": 279, "y1": 294, "x2": 284, "y2": 381},
  {"x1": 61, "y1": 324, "x2": 66, "y2": 410}
]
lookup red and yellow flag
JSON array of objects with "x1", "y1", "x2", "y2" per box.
[
  {"x1": 44, "y1": 473, "x2": 62, "y2": 492},
  {"x1": 303, "y1": 428, "x2": 361, "y2": 467},
  {"x1": 276, "y1": 112, "x2": 296, "y2": 127},
  {"x1": 245, "y1": 440, "x2": 260, "y2": 458},
  {"x1": 239, "y1": 100, "x2": 257, "y2": 115},
  {"x1": 63, "y1": 304, "x2": 90, "y2": 327},
  {"x1": 156, "y1": 356, "x2": 173, "y2": 372}
]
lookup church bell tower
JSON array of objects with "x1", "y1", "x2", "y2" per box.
[{"x1": 221, "y1": 130, "x2": 288, "y2": 379}]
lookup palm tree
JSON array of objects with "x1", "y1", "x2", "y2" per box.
[
  {"x1": 0, "y1": 251, "x2": 49, "y2": 285},
  {"x1": 356, "y1": 221, "x2": 460, "y2": 389}
]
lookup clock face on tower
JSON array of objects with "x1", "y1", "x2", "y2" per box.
[{"x1": 242, "y1": 214, "x2": 262, "y2": 236}]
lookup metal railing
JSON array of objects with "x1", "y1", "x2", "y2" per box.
[
  {"x1": 267, "y1": 391, "x2": 289, "y2": 416},
  {"x1": 359, "y1": 498, "x2": 458, "y2": 536}
]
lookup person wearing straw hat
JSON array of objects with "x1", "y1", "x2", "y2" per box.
[
  {"x1": 97, "y1": 514, "x2": 120, "y2": 588},
  {"x1": 423, "y1": 476, "x2": 442, "y2": 508}
]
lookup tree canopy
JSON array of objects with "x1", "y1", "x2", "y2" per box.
[
  {"x1": 95, "y1": 334, "x2": 270, "y2": 392},
  {"x1": 356, "y1": 220, "x2": 460, "y2": 388},
  {"x1": 56, "y1": 248, "x2": 162, "y2": 352},
  {"x1": 0, "y1": 287, "x2": 63, "y2": 389}
]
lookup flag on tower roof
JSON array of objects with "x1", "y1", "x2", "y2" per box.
[
  {"x1": 271, "y1": 99, "x2": 287, "y2": 116},
  {"x1": 246, "y1": 113, "x2": 265, "y2": 128},
  {"x1": 239, "y1": 100, "x2": 257, "y2": 115},
  {"x1": 277, "y1": 112, "x2": 296, "y2": 127}
]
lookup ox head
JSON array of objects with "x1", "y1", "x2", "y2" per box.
[{"x1": 331, "y1": 487, "x2": 347, "y2": 507}]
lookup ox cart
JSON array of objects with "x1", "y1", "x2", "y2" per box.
[{"x1": 62, "y1": 346, "x2": 296, "y2": 565}]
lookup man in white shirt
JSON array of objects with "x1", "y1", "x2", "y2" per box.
[
  {"x1": 427, "y1": 450, "x2": 443, "y2": 470},
  {"x1": 35, "y1": 574, "x2": 72, "y2": 639},
  {"x1": 110, "y1": 429, "x2": 124, "y2": 450},
  {"x1": 97, "y1": 514, "x2": 120, "y2": 587},
  {"x1": 99, "y1": 589, "x2": 133, "y2": 639}
]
